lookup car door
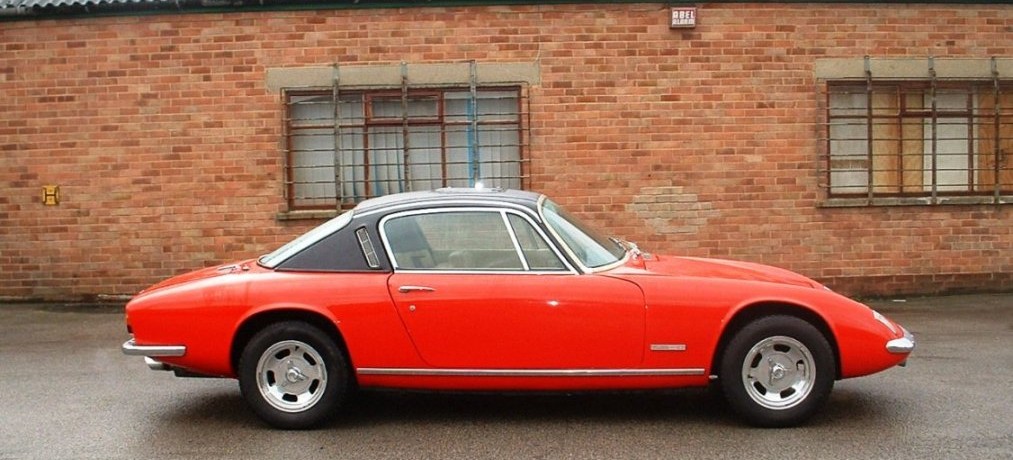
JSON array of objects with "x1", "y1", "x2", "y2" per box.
[{"x1": 382, "y1": 207, "x2": 646, "y2": 370}]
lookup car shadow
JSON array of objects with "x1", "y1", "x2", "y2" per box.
[
  {"x1": 150, "y1": 384, "x2": 901, "y2": 431},
  {"x1": 338, "y1": 388, "x2": 731, "y2": 428}
]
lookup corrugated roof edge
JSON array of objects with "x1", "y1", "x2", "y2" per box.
[
  {"x1": 1, "y1": 0, "x2": 170, "y2": 7},
  {"x1": 3, "y1": 0, "x2": 1011, "y2": 20}
]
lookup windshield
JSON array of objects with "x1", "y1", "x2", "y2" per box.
[
  {"x1": 541, "y1": 199, "x2": 626, "y2": 269},
  {"x1": 258, "y1": 211, "x2": 354, "y2": 268}
]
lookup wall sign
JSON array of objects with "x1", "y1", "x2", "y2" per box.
[
  {"x1": 42, "y1": 185, "x2": 60, "y2": 206},
  {"x1": 670, "y1": 7, "x2": 697, "y2": 29}
]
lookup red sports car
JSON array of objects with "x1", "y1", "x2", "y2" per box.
[{"x1": 122, "y1": 188, "x2": 914, "y2": 429}]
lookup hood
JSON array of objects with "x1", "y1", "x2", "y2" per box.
[
  {"x1": 138, "y1": 259, "x2": 256, "y2": 295},
  {"x1": 638, "y1": 255, "x2": 820, "y2": 289}
]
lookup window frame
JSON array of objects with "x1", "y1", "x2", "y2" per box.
[
  {"x1": 378, "y1": 207, "x2": 576, "y2": 275},
  {"x1": 283, "y1": 86, "x2": 527, "y2": 212},
  {"x1": 823, "y1": 79, "x2": 1012, "y2": 205}
]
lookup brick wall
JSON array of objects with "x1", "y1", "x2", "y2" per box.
[{"x1": 1, "y1": 3, "x2": 1011, "y2": 300}]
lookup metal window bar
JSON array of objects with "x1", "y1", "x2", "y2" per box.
[
  {"x1": 401, "y1": 62, "x2": 411, "y2": 192},
  {"x1": 864, "y1": 57, "x2": 874, "y2": 203},
  {"x1": 332, "y1": 64, "x2": 342, "y2": 210},
  {"x1": 929, "y1": 57, "x2": 938, "y2": 203},
  {"x1": 469, "y1": 60, "x2": 480, "y2": 187},
  {"x1": 992, "y1": 57, "x2": 1002, "y2": 203},
  {"x1": 521, "y1": 85, "x2": 532, "y2": 190}
]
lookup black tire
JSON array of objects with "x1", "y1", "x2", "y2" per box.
[
  {"x1": 718, "y1": 315, "x2": 835, "y2": 428},
  {"x1": 238, "y1": 321, "x2": 349, "y2": 429}
]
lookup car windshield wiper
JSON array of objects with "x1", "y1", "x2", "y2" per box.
[{"x1": 610, "y1": 237, "x2": 642, "y2": 259}]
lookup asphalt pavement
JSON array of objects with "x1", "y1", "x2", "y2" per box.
[{"x1": 0, "y1": 293, "x2": 1010, "y2": 459}]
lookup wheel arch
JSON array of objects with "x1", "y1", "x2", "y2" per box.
[
  {"x1": 711, "y1": 302, "x2": 841, "y2": 380},
  {"x1": 230, "y1": 308, "x2": 354, "y2": 381}
]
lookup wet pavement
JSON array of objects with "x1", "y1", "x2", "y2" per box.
[{"x1": 0, "y1": 293, "x2": 1010, "y2": 459}]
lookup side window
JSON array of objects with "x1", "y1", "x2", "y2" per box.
[
  {"x1": 384, "y1": 216, "x2": 437, "y2": 269},
  {"x1": 507, "y1": 214, "x2": 567, "y2": 271},
  {"x1": 384, "y1": 211, "x2": 524, "y2": 271}
]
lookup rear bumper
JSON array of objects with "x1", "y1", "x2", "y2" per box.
[
  {"x1": 121, "y1": 339, "x2": 186, "y2": 357},
  {"x1": 886, "y1": 327, "x2": 916, "y2": 354}
]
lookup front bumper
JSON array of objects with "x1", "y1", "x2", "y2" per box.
[{"x1": 886, "y1": 327, "x2": 916, "y2": 354}]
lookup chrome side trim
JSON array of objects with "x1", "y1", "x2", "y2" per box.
[
  {"x1": 390, "y1": 268, "x2": 574, "y2": 276},
  {"x1": 122, "y1": 339, "x2": 186, "y2": 357},
  {"x1": 649, "y1": 344, "x2": 687, "y2": 352},
  {"x1": 886, "y1": 327, "x2": 916, "y2": 354},
  {"x1": 356, "y1": 367, "x2": 706, "y2": 377}
]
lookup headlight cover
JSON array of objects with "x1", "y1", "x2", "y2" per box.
[{"x1": 872, "y1": 310, "x2": 900, "y2": 335}]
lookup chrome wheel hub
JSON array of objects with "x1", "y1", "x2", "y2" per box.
[
  {"x1": 256, "y1": 340, "x2": 327, "y2": 413},
  {"x1": 741, "y1": 336, "x2": 815, "y2": 410},
  {"x1": 286, "y1": 365, "x2": 307, "y2": 384},
  {"x1": 770, "y1": 363, "x2": 786, "y2": 381}
]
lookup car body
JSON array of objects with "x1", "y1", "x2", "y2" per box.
[{"x1": 123, "y1": 188, "x2": 914, "y2": 429}]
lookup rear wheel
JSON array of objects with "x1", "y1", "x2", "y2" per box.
[
  {"x1": 719, "y1": 315, "x2": 835, "y2": 427},
  {"x1": 238, "y1": 321, "x2": 348, "y2": 429}
]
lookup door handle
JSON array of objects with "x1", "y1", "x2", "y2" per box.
[{"x1": 398, "y1": 285, "x2": 435, "y2": 293}]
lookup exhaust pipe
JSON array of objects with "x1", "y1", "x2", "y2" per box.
[{"x1": 144, "y1": 357, "x2": 171, "y2": 371}]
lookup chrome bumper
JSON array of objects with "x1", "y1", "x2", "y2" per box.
[
  {"x1": 886, "y1": 327, "x2": 916, "y2": 354},
  {"x1": 121, "y1": 339, "x2": 186, "y2": 357}
]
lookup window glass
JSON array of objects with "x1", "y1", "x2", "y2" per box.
[
  {"x1": 259, "y1": 211, "x2": 354, "y2": 268},
  {"x1": 507, "y1": 214, "x2": 566, "y2": 271},
  {"x1": 445, "y1": 91, "x2": 520, "y2": 123},
  {"x1": 371, "y1": 96, "x2": 438, "y2": 119},
  {"x1": 541, "y1": 200, "x2": 626, "y2": 269},
  {"x1": 290, "y1": 128, "x2": 338, "y2": 207},
  {"x1": 385, "y1": 211, "x2": 524, "y2": 271}
]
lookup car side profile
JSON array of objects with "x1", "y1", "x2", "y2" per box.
[{"x1": 122, "y1": 188, "x2": 914, "y2": 429}]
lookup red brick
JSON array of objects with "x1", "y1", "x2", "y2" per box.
[{"x1": 1, "y1": 3, "x2": 1011, "y2": 300}]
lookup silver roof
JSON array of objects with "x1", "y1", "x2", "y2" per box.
[{"x1": 353, "y1": 188, "x2": 543, "y2": 215}]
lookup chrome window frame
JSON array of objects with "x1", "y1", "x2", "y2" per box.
[
  {"x1": 378, "y1": 206, "x2": 577, "y2": 275},
  {"x1": 500, "y1": 212, "x2": 530, "y2": 271},
  {"x1": 354, "y1": 198, "x2": 539, "y2": 220},
  {"x1": 536, "y1": 196, "x2": 629, "y2": 274}
]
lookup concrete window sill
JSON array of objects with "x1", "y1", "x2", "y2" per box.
[{"x1": 818, "y1": 196, "x2": 1013, "y2": 208}]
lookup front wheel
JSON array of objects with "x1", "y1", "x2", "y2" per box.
[
  {"x1": 719, "y1": 315, "x2": 835, "y2": 427},
  {"x1": 238, "y1": 321, "x2": 349, "y2": 429}
]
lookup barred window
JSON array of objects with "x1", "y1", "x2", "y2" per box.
[
  {"x1": 825, "y1": 81, "x2": 1012, "y2": 201},
  {"x1": 285, "y1": 87, "x2": 526, "y2": 210}
]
